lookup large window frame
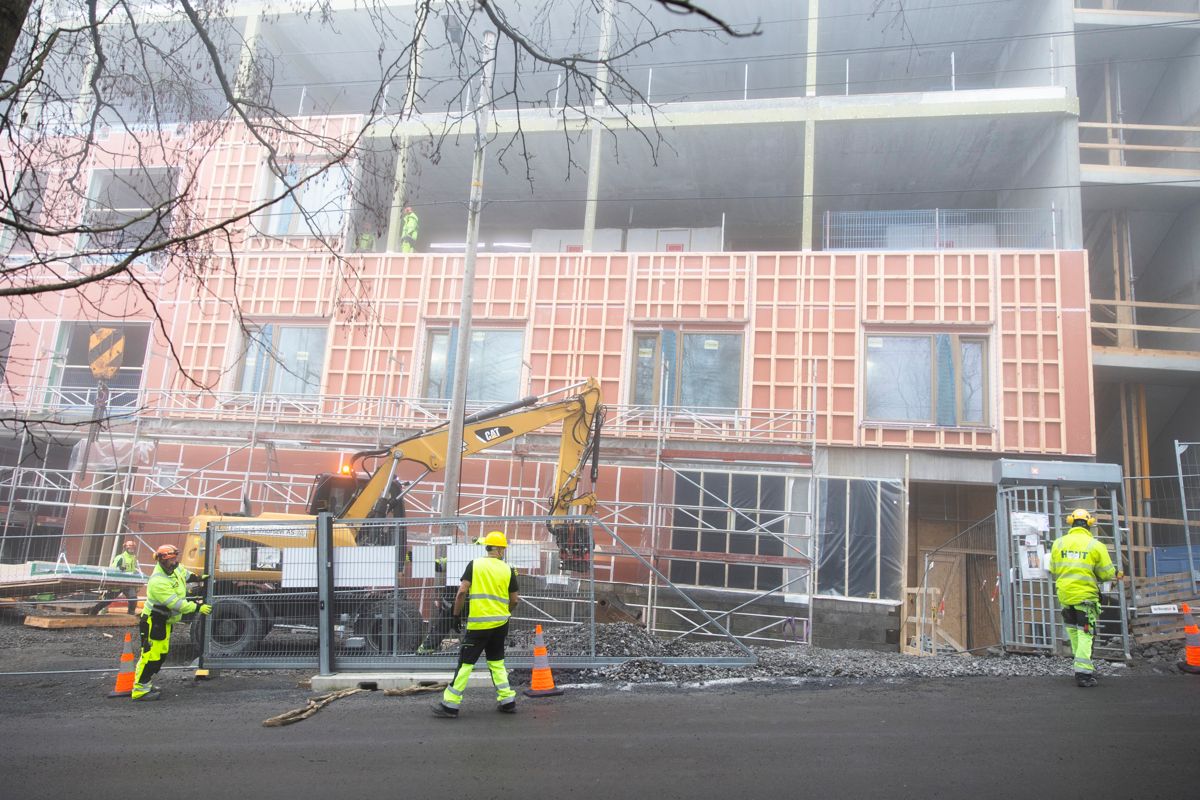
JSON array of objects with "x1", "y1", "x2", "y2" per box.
[
  {"x1": 422, "y1": 326, "x2": 525, "y2": 404},
  {"x1": 630, "y1": 328, "x2": 744, "y2": 411},
  {"x1": 666, "y1": 469, "x2": 810, "y2": 593},
  {"x1": 79, "y1": 167, "x2": 178, "y2": 264},
  {"x1": 234, "y1": 322, "x2": 329, "y2": 398},
  {"x1": 863, "y1": 332, "x2": 988, "y2": 427},
  {"x1": 1, "y1": 170, "x2": 47, "y2": 257},
  {"x1": 256, "y1": 160, "x2": 351, "y2": 239},
  {"x1": 46, "y1": 322, "x2": 151, "y2": 409}
]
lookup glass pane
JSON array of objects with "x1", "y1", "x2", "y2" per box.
[
  {"x1": 298, "y1": 164, "x2": 349, "y2": 237},
  {"x1": 425, "y1": 331, "x2": 451, "y2": 399},
  {"x1": 671, "y1": 528, "x2": 698, "y2": 551},
  {"x1": 960, "y1": 339, "x2": 985, "y2": 423},
  {"x1": 728, "y1": 564, "x2": 755, "y2": 589},
  {"x1": 467, "y1": 329, "x2": 523, "y2": 402},
  {"x1": 935, "y1": 334, "x2": 956, "y2": 426},
  {"x1": 864, "y1": 336, "x2": 931, "y2": 422},
  {"x1": 698, "y1": 561, "x2": 725, "y2": 587},
  {"x1": 817, "y1": 478, "x2": 847, "y2": 596},
  {"x1": 273, "y1": 326, "x2": 327, "y2": 396},
  {"x1": 668, "y1": 560, "x2": 696, "y2": 585},
  {"x1": 632, "y1": 333, "x2": 659, "y2": 406},
  {"x1": 758, "y1": 532, "x2": 784, "y2": 557},
  {"x1": 700, "y1": 530, "x2": 726, "y2": 553},
  {"x1": 728, "y1": 533, "x2": 756, "y2": 555},
  {"x1": 756, "y1": 566, "x2": 783, "y2": 591},
  {"x1": 679, "y1": 333, "x2": 741, "y2": 409}
]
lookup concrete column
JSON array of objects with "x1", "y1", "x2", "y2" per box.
[
  {"x1": 801, "y1": 0, "x2": 819, "y2": 250},
  {"x1": 582, "y1": 0, "x2": 616, "y2": 251}
]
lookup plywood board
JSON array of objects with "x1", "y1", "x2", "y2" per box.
[{"x1": 24, "y1": 614, "x2": 139, "y2": 629}]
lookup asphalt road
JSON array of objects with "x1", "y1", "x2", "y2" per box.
[{"x1": 2, "y1": 671, "x2": 1198, "y2": 800}]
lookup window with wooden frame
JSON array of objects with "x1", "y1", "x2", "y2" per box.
[
  {"x1": 256, "y1": 161, "x2": 351, "y2": 238},
  {"x1": 863, "y1": 333, "x2": 987, "y2": 426},
  {"x1": 630, "y1": 329, "x2": 743, "y2": 410},
  {"x1": 423, "y1": 326, "x2": 524, "y2": 403},
  {"x1": 236, "y1": 323, "x2": 328, "y2": 397}
]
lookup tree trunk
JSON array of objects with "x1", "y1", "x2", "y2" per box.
[{"x1": 0, "y1": 0, "x2": 33, "y2": 80}]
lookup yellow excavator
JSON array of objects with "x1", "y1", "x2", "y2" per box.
[{"x1": 183, "y1": 378, "x2": 604, "y2": 655}]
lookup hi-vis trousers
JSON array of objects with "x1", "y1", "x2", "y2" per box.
[{"x1": 441, "y1": 622, "x2": 517, "y2": 709}]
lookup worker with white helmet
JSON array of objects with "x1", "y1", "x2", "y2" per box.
[
  {"x1": 433, "y1": 530, "x2": 520, "y2": 717},
  {"x1": 132, "y1": 544, "x2": 210, "y2": 701},
  {"x1": 1048, "y1": 509, "x2": 1122, "y2": 688}
]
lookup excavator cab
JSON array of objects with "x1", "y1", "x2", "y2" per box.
[{"x1": 307, "y1": 469, "x2": 364, "y2": 516}]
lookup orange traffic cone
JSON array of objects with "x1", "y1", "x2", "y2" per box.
[
  {"x1": 524, "y1": 624, "x2": 564, "y2": 697},
  {"x1": 1180, "y1": 603, "x2": 1200, "y2": 675},
  {"x1": 108, "y1": 631, "x2": 137, "y2": 697}
]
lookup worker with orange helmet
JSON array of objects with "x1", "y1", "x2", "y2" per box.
[
  {"x1": 399, "y1": 205, "x2": 419, "y2": 253},
  {"x1": 132, "y1": 544, "x2": 210, "y2": 701},
  {"x1": 433, "y1": 530, "x2": 520, "y2": 717},
  {"x1": 1049, "y1": 509, "x2": 1123, "y2": 688},
  {"x1": 90, "y1": 539, "x2": 143, "y2": 615}
]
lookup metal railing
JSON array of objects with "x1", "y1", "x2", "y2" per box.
[
  {"x1": 0, "y1": 385, "x2": 816, "y2": 445},
  {"x1": 823, "y1": 209, "x2": 1058, "y2": 251},
  {"x1": 1075, "y1": 2, "x2": 1200, "y2": 16}
]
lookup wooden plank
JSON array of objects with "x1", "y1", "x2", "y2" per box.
[
  {"x1": 1079, "y1": 121, "x2": 1200, "y2": 134},
  {"x1": 23, "y1": 614, "x2": 139, "y2": 630},
  {"x1": 1091, "y1": 298, "x2": 1200, "y2": 312}
]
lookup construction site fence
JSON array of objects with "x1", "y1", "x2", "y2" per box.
[{"x1": 197, "y1": 515, "x2": 759, "y2": 673}]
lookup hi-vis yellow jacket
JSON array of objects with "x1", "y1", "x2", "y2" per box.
[{"x1": 1049, "y1": 526, "x2": 1116, "y2": 607}]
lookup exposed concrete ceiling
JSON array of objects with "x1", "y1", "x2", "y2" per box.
[{"x1": 814, "y1": 115, "x2": 1058, "y2": 213}]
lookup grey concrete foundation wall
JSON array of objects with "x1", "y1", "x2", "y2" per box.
[{"x1": 810, "y1": 598, "x2": 901, "y2": 653}]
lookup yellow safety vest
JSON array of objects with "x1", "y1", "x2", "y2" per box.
[
  {"x1": 1049, "y1": 526, "x2": 1116, "y2": 607},
  {"x1": 466, "y1": 557, "x2": 512, "y2": 630},
  {"x1": 142, "y1": 563, "x2": 199, "y2": 624}
]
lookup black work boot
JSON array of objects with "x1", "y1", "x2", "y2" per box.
[
  {"x1": 498, "y1": 700, "x2": 517, "y2": 714},
  {"x1": 1074, "y1": 673, "x2": 1098, "y2": 688},
  {"x1": 431, "y1": 702, "x2": 459, "y2": 718}
]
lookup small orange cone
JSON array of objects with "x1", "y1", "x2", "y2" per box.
[
  {"x1": 1180, "y1": 603, "x2": 1200, "y2": 675},
  {"x1": 108, "y1": 631, "x2": 137, "y2": 697},
  {"x1": 524, "y1": 624, "x2": 564, "y2": 697}
]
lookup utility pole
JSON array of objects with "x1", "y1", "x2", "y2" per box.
[{"x1": 440, "y1": 27, "x2": 497, "y2": 518}]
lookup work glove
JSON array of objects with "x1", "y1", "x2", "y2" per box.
[
  {"x1": 198, "y1": 603, "x2": 213, "y2": 616},
  {"x1": 187, "y1": 573, "x2": 209, "y2": 583}
]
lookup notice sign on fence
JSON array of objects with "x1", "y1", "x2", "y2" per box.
[{"x1": 1150, "y1": 604, "x2": 1180, "y2": 615}]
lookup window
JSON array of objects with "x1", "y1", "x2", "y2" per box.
[
  {"x1": 46, "y1": 322, "x2": 150, "y2": 408},
  {"x1": 631, "y1": 330, "x2": 742, "y2": 410},
  {"x1": 816, "y1": 477, "x2": 904, "y2": 601},
  {"x1": 237, "y1": 324, "x2": 328, "y2": 396},
  {"x1": 259, "y1": 162, "x2": 350, "y2": 238},
  {"x1": 1, "y1": 170, "x2": 47, "y2": 256},
  {"x1": 424, "y1": 327, "x2": 524, "y2": 403},
  {"x1": 864, "y1": 333, "x2": 987, "y2": 426},
  {"x1": 667, "y1": 470, "x2": 794, "y2": 592},
  {"x1": 80, "y1": 167, "x2": 178, "y2": 259}
]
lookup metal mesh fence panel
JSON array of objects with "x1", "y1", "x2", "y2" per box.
[
  {"x1": 824, "y1": 209, "x2": 1057, "y2": 250},
  {"x1": 1175, "y1": 441, "x2": 1200, "y2": 588}
]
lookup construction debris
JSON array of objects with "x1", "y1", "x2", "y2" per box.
[{"x1": 262, "y1": 687, "x2": 364, "y2": 727}]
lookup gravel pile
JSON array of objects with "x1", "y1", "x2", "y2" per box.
[{"x1": 529, "y1": 622, "x2": 1163, "y2": 685}]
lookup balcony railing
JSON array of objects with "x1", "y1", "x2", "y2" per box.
[
  {"x1": 1079, "y1": 122, "x2": 1200, "y2": 173},
  {"x1": 1090, "y1": 298, "x2": 1200, "y2": 351},
  {"x1": 823, "y1": 209, "x2": 1057, "y2": 251}
]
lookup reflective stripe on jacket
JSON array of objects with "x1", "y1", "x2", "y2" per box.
[
  {"x1": 1049, "y1": 526, "x2": 1116, "y2": 607},
  {"x1": 466, "y1": 557, "x2": 512, "y2": 630},
  {"x1": 141, "y1": 562, "x2": 199, "y2": 623},
  {"x1": 111, "y1": 551, "x2": 139, "y2": 574}
]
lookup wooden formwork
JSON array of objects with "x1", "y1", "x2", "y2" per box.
[{"x1": 1131, "y1": 572, "x2": 1200, "y2": 645}]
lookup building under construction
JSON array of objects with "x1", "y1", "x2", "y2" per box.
[{"x1": 2, "y1": 0, "x2": 1198, "y2": 653}]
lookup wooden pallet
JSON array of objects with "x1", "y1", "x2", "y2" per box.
[
  {"x1": 23, "y1": 614, "x2": 139, "y2": 630},
  {"x1": 1130, "y1": 572, "x2": 1199, "y2": 645}
]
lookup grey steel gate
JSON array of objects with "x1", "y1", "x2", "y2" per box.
[
  {"x1": 997, "y1": 485, "x2": 1058, "y2": 653},
  {"x1": 995, "y1": 461, "x2": 1131, "y2": 661}
]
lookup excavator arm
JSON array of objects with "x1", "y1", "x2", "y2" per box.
[{"x1": 343, "y1": 377, "x2": 604, "y2": 524}]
